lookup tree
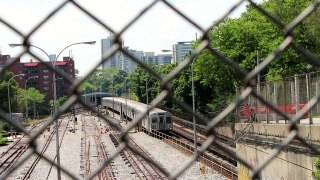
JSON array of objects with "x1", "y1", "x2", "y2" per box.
[
  {"x1": 191, "y1": 0, "x2": 320, "y2": 118},
  {"x1": 26, "y1": 88, "x2": 45, "y2": 119},
  {"x1": 49, "y1": 96, "x2": 67, "y2": 111},
  {"x1": 0, "y1": 71, "x2": 20, "y2": 112}
]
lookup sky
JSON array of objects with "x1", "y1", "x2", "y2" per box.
[{"x1": 0, "y1": 0, "x2": 259, "y2": 76}]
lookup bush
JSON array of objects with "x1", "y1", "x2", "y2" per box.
[
  {"x1": 313, "y1": 157, "x2": 320, "y2": 180},
  {"x1": 0, "y1": 133, "x2": 8, "y2": 146}
]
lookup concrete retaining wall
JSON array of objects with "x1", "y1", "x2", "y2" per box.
[{"x1": 235, "y1": 123, "x2": 319, "y2": 179}]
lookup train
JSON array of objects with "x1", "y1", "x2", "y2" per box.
[{"x1": 101, "y1": 97, "x2": 173, "y2": 131}]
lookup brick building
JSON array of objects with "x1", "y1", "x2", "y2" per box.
[{"x1": 0, "y1": 54, "x2": 75, "y2": 103}]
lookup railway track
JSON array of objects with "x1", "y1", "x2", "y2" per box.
[
  {"x1": 90, "y1": 109, "x2": 237, "y2": 179},
  {"x1": 0, "y1": 121, "x2": 44, "y2": 176},
  {"x1": 109, "y1": 132, "x2": 166, "y2": 180},
  {"x1": 81, "y1": 113, "x2": 116, "y2": 179},
  {"x1": 169, "y1": 121, "x2": 238, "y2": 179},
  {"x1": 21, "y1": 116, "x2": 70, "y2": 180}
]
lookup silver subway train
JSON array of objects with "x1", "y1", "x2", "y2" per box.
[{"x1": 102, "y1": 97, "x2": 173, "y2": 131}]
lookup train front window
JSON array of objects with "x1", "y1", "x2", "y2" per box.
[
  {"x1": 166, "y1": 117, "x2": 172, "y2": 123},
  {"x1": 152, "y1": 117, "x2": 157, "y2": 123},
  {"x1": 159, "y1": 117, "x2": 164, "y2": 123}
]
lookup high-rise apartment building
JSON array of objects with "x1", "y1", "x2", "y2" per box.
[
  {"x1": 122, "y1": 48, "x2": 144, "y2": 72},
  {"x1": 172, "y1": 41, "x2": 194, "y2": 64},
  {"x1": 101, "y1": 35, "x2": 122, "y2": 69},
  {"x1": 101, "y1": 35, "x2": 145, "y2": 72}
]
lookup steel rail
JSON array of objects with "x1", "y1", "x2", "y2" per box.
[{"x1": 23, "y1": 116, "x2": 68, "y2": 180}]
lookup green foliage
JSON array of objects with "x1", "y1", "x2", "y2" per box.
[
  {"x1": 313, "y1": 157, "x2": 320, "y2": 179},
  {"x1": 49, "y1": 96, "x2": 67, "y2": 109},
  {"x1": 0, "y1": 71, "x2": 20, "y2": 112},
  {"x1": 0, "y1": 133, "x2": 8, "y2": 146},
  {"x1": 80, "y1": 68, "x2": 128, "y2": 96},
  {"x1": 26, "y1": 87, "x2": 45, "y2": 105}
]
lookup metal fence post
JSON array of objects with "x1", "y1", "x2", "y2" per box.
[
  {"x1": 266, "y1": 82, "x2": 270, "y2": 123},
  {"x1": 316, "y1": 76, "x2": 319, "y2": 116},
  {"x1": 306, "y1": 74, "x2": 313, "y2": 124},
  {"x1": 257, "y1": 81, "x2": 261, "y2": 123},
  {"x1": 283, "y1": 78, "x2": 287, "y2": 124},
  {"x1": 273, "y1": 81, "x2": 278, "y2": 123},
  {"x1": 295, "y1": 74, "x2": 300, "y2": 124}
]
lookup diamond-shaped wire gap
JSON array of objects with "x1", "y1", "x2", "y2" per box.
[
  {"x1": 22, "y1": 1, "x2": 70, "y2": 42},
  {"x1": 86, "y1": 142, "x2": 128, "y2": 180},
  {"x1": 251, "y1": 130, "x2": 298, "y2": 179},
  {"x1": 67, "y1": 0, "x2": 118, "y2": 35},
  {"x1": 0, "y1": 17, "x2": 25, "y2": 38},
  {"x1": 205, "y1": 42, "x2": 248, "y2": 78},
  {"x1": 119, "y1": 89, "x2": 170, "y2": 139},
  {"x1": 29, "y1": 130, "x2": 80, "y2": 180},
  {"x1": 284, "y1": 1, "x2": 320, "y2": 36},
  {"x1": 120, "y1": 48, "x2": 162, "y2": 80},
  {"x1": 20, "y1": 14, "x2": 104, "y2": 79},
  {"x1": 250, "y1": 88, "x2": 292, "y2": 122},
  {"x1": 0, "y1": 47, "x2": 28, "y2": 73},
  {"x1": 290, "y1": 94, "x2": 320, "y2": 125},
  {"x1": 0, "y1": 149, "x2": 35, "y2": 179},
  {"x1": 126, "y1": 139, "x2": 170, "y2": 176},
  {"x1": 26, "y1": 50, "x2": 74, "y2": 85},
  {"x1": 290, "y1": 43, "x2": 320, "y2": 67},
  {"x1": 23, "y1": 94, "x2": 78, "y2": 149},
  {"x1": 206, "y1": 86, "x2": 253, "y2": 130},
  {"x1": 71, "y1": 0, "x2": 157, "y2": 35},
  {"x1": 157, "y1": 0, "x2": 204, "y2": 32},
  {"x1": 0, "y1": 109, "x2": 29, "y2": 134},
  {"x1": 208, "y1": 134, "x2": 254, "y2": 171},
  {"x1": 244, "y1": 36, "x2": 294, "y2": 83},
  {"x1": 71, "y1": 43, "x2": 121, "y2": 92},
  {"x1": 247, "y1": 0, "x2": 286, "y2": 30},
  {"x1": 160, "y1": 40, "x2": 209, "y2": 88},
  {"x1": 202, "y1": 0, "x2": 248, "y2": 36},
  {"x1": 76, "y1": 97, "x2": 124, "y2": 133},
  {"x1": 118, "y1": 0, "x2": 203, "y2": 59}
]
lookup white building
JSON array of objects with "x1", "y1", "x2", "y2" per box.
[
  {"x1": 120, "y1": 47, "x2": 144, "y2": 72},
  {"x1": 144, "y1": 52, "x2": 172, "y2": 66},
  {"x1": 101, "y1": 35, "x2": 122, "y2": 69},
  {"x1": 172, "y1": 41, "x2": 194, "y2": 64}
]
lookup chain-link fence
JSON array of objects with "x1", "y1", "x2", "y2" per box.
[
  {"x1": 237, "y1": 72, "x2": 320, "y2": 124},
  {"x1": 1, "y1": 0, "x2": 320, "y2": 179}
]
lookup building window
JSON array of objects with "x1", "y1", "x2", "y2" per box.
[
  {"x1": 44, "y1": 87, "x2": 49, "y2": 90},
  {"x1": 43, "y1": 76, "x2": 49, "y2": 80},
  {"x1": 43, "y1": 70, "x2": 49, "y2": 73}
]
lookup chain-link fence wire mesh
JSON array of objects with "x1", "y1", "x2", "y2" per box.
[
  {"x1": 238, "y1": 72, "x2": 320, "y2": 124},
  {"x1": 1, "y1": 0, "x2": 320, "y2": 179}
]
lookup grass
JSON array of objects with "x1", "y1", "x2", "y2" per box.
[{"x1": 0, "y1": 132, "x2": 8, "y2": 146}]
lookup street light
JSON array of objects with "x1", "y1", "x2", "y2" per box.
[
  {"x1": 7, "y1": 74, "x2": 25, "y2": 136},
  {"x1": 25, "y1": 76, "x2": 38, "y2": 123},
  {"x1": 9, "y1": 41, "x2": 95, "y2": 180}
]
